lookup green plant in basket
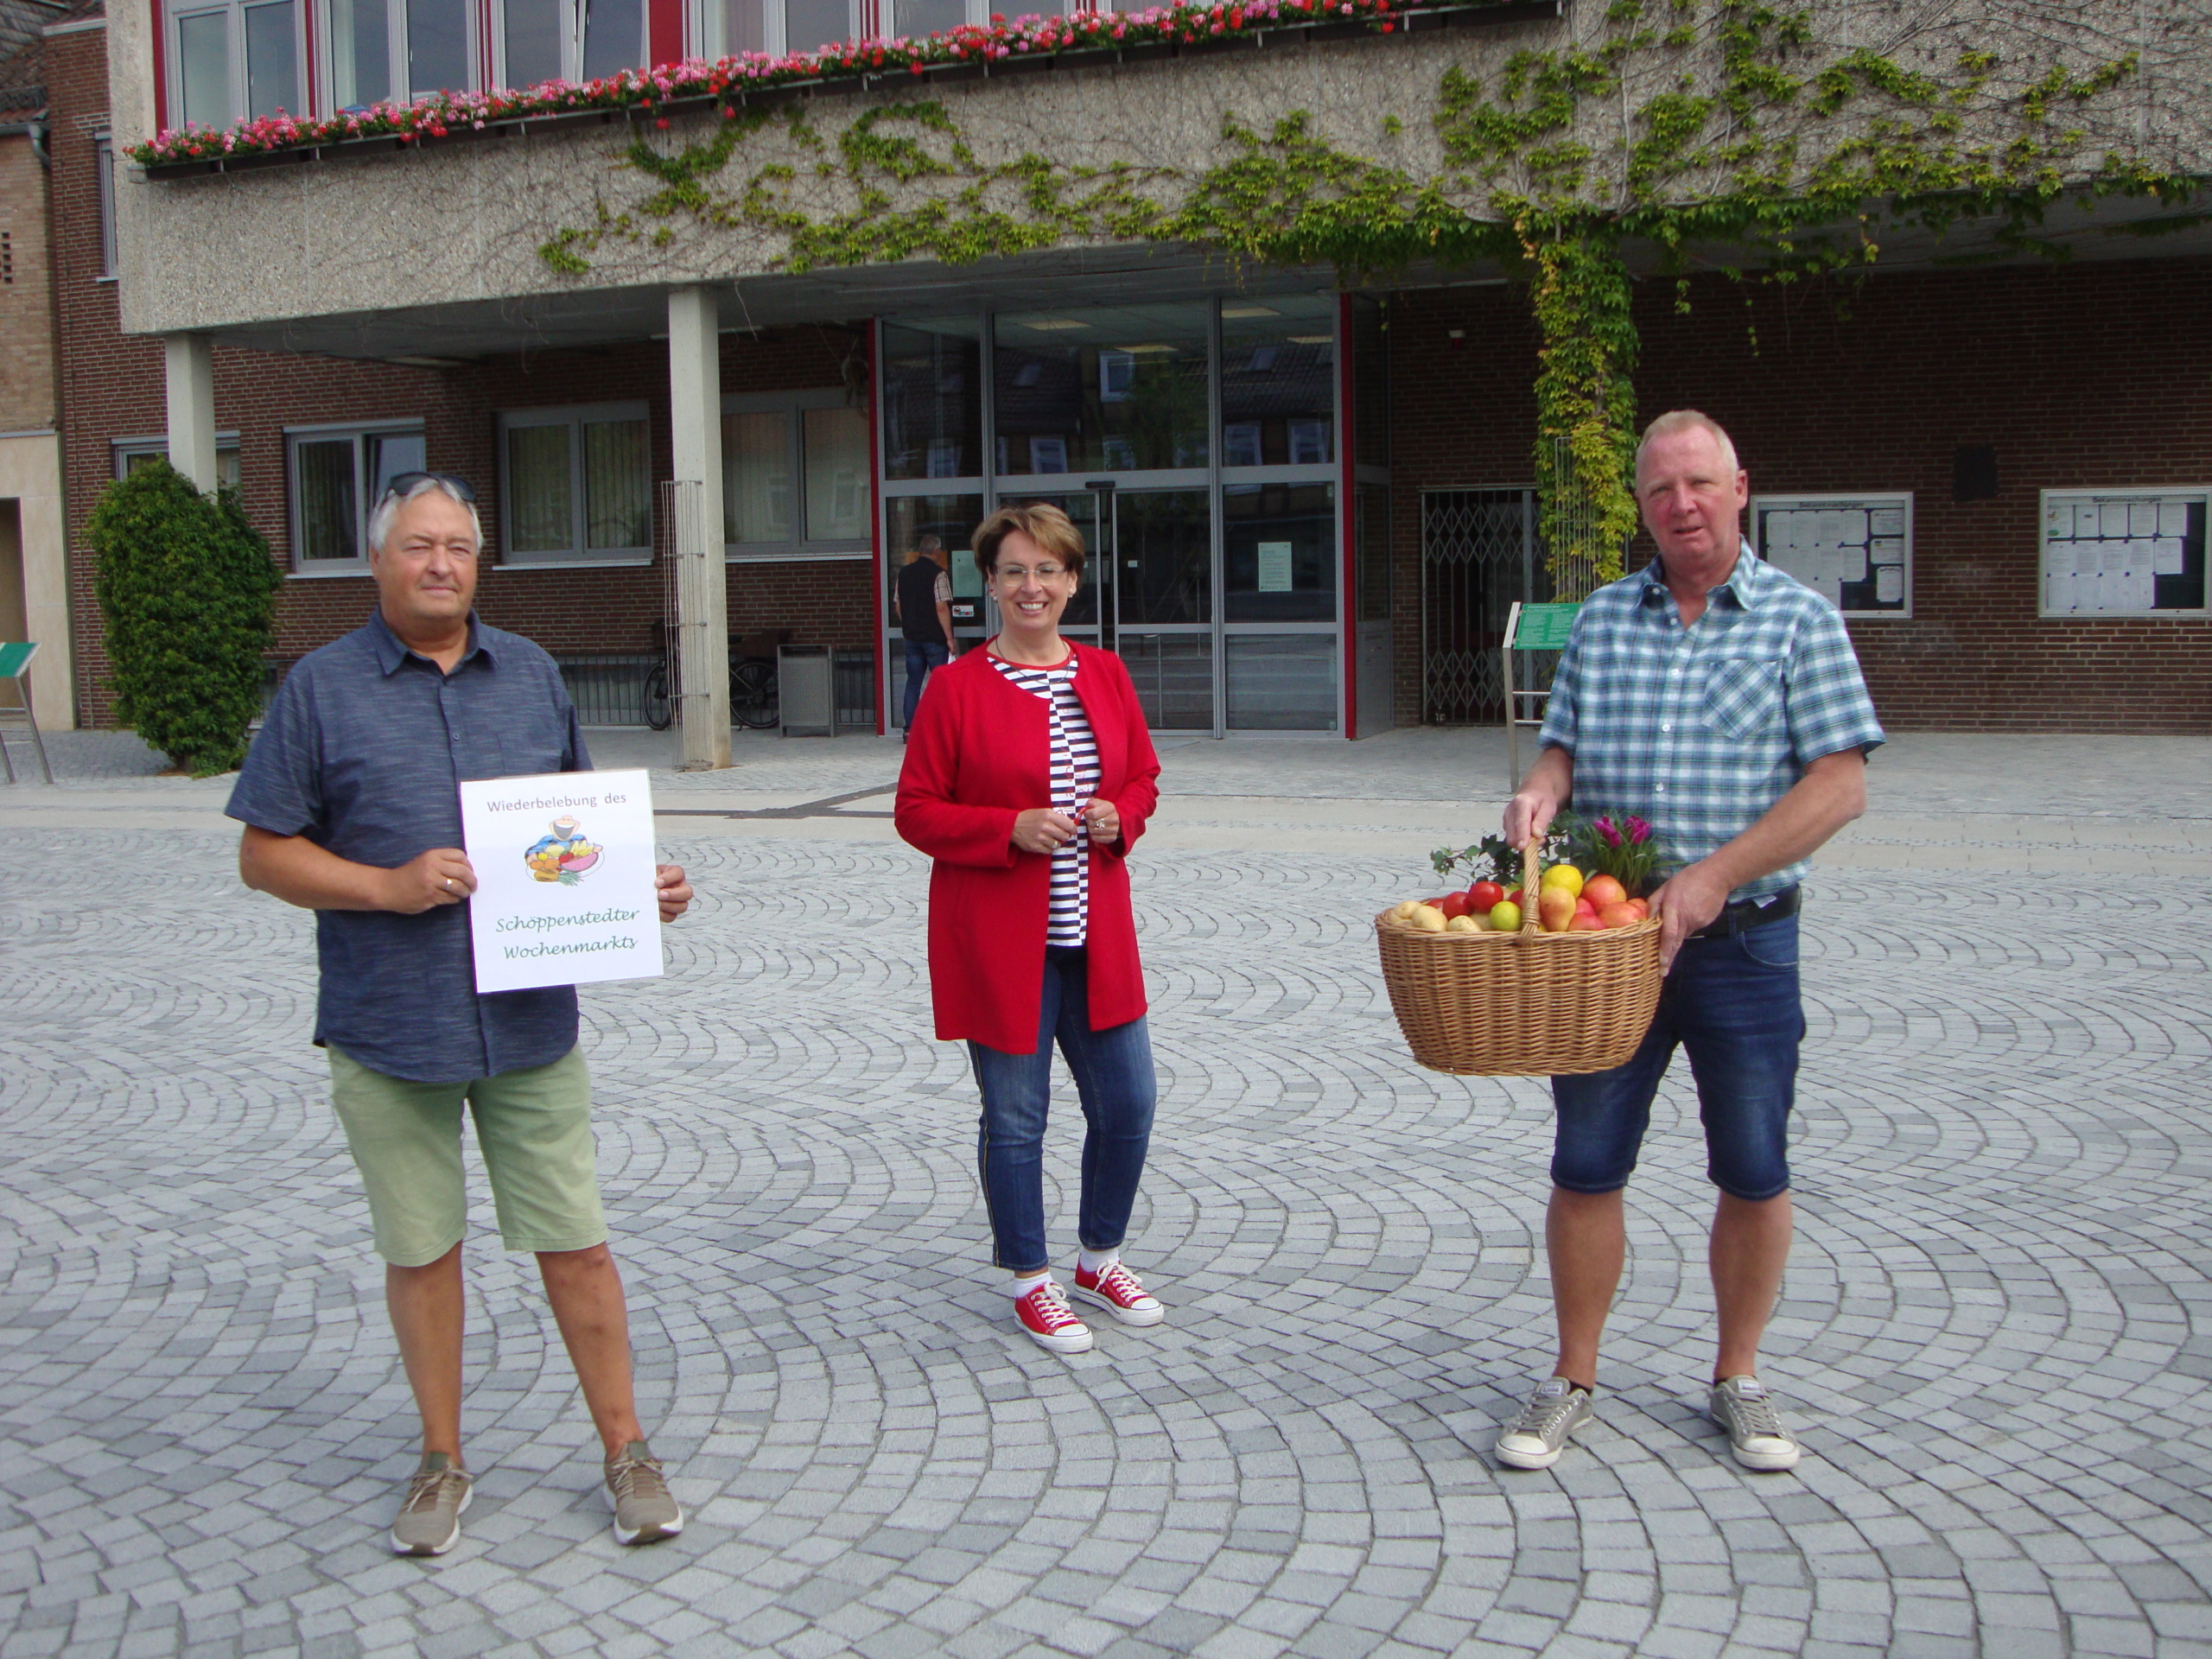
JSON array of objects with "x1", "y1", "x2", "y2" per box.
[
  {"x1": 1555, "y1": 812, "x2": 1662, "y2": 899},
  {"x1": 1430, "y1": 833, "x2": 1519, "y2": 885}
]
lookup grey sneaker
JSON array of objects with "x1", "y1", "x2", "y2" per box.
[
  {"x1": 391, "y1": 1452, "x2": 472, "y2": 1556},
  {"x1": 605, "y1": 1442, "x2": 683, "y2": 1545},
  {"x1": 1709, "y1": 1376, "x2": 1802, "y2": 1471},
  {"x1": 1495, "y1": 1377, "x2": 1595, "y2": 1470}
]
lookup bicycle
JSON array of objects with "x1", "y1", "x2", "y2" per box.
[{"x1": 640, "y1": 626, "x2": 785, "y2": 732}]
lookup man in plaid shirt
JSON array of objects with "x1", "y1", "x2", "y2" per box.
[{"x1": 1493, "y1": 410, "x2": 1885, "y2": 1476}]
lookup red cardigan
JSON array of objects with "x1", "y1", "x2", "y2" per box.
[{"x1": 894, "y1": 644, "x2": 1161, "y2": 1053}]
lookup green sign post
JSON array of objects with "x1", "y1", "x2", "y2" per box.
[
  {"x1": 0, "y1": 641, "x2": 52, "y2": 785},
  {"x1": 1500, "y1": 602, "x2": 1581, "y2": 793}
]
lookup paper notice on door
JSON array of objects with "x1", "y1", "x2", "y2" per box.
[
  {"x1": 459, "y1": 770, "x2": 664, "y2": 995},
  {"x1": 2158, "y1": 499, "x2": 2189, "y2": 537},
  {"x1": 1840, "y1": 509, "x2": 1868, "y2": 544},
  {"x1": 1871, "y1": 506, "x2": 1907, "y2": 538},
  {"x1": 2154, "y1": 538, "x2": 2186, "y2": 575},
  {"x1": 2129, "y1": 501, "x2": 2158, "y2": 537},
  {"x1": 1874, "y1": 565, "x2": 1904, "y2": 605},
  {"x1": 1256, "y1": 541, "x2": 1295, "y2": 593},
  {"x1": 2100, "y1": 502, "x2": 2129, "y2": 538},
  {"x1": 2075, "y1": 503, "x2": 2101, "y2": 539}
]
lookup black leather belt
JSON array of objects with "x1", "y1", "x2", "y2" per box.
[{"x1": 1690, "y1": 886, "x2": 1801, "y2": 939}]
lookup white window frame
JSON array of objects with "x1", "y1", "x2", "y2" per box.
[
  {"x1": 315, "y1": 0, "x2": 486, "y2": 111},
  {"x1": 497, "y1": 402, "x2": 655, "y2": 569},
  {"x1": 94, "y1": 134, "x2": 118, "y2": 280},
  {"x1": 112, "y1": 433, "x2": 243, "y2": 490},
  {"x1": 165, "y1": 0, "x2": 308, "y2": 129},
  {"x1": 283, "y1": 420, "x2": 429, "y2": 576},
  {"x1": 2037, "y1": 486, "x2": 2210, "y2": 620},
  {"x1": 1750, "y1": 491, "x2": 1913, "y2": 620},
  {"x1": 316, "y1": 0, "x2": 403, "y2": 111},
  {"x1": 721, "y1": 388, "x2": 871, "y2": 563},
  {"x1": 698, "y1": 0, "x2": 1016, "y2": 61},
  {"x1": 491, "y1": 0, "x2": 646, "y2": 90}
]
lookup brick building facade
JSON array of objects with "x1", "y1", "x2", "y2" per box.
[{"x1": 38, "y1": 1, "x2": 2212, "y2": 741}]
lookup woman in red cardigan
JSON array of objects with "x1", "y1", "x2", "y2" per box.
[{"x1": 894, "y1": 503, "x2": 1165, "y2": 1357}]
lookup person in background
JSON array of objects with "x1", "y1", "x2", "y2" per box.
[
  {"x1": 1493, "y1": 410, "x2": 1884, "y2": 1475},
  {"x1": 894, "y1": 503, "x2": 1166, "y2": 1356},
  {"x1": 895, "y1": 532, "x2": 957, "y2": 735},
  {"x1": 226, "y1": 474, "x2": 694, "y2": 1555}
]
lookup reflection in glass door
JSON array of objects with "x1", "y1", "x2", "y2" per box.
[{"x1": 1114, "y1": 489, "x2": 1213, "y2": 729}]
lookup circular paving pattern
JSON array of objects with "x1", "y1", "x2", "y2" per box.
[{"x1": 3, "y1": 830, "x2": 2211, "y2": 1658}]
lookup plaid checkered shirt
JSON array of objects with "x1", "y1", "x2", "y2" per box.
[{"x1": 1539, "y1": 543, "x2": 1886, "y2": 901}]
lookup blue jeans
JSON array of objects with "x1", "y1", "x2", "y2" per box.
[
  {"x1": 904, "y1": 639, "x2": 950, "y2": 729},
  {"x1": 1550, "y1": 912, "x2": 1804, "y2": 1202},
  {"x1": 969, "y1": 947, "x2": 1157, "y2": 1274}
]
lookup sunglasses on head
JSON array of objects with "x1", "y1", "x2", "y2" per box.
[{"x1": 382, "y1": 470, "x2": 478, "y2": 504}]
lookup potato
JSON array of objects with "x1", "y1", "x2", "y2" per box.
[
  {"x1": 1389, "y1": 899, "x2": 1423, "y2": 922},
  {"x1": 1410, "y1": 905, "x2": 1447, "y2": 932},
  {"x1": 1445, "y1": 915, "x2": 1481, "y2": 932}
]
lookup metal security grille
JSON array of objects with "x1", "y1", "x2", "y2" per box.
[{"x1": 1421, "y1": 488, "x2": 1540, "y2": 724}]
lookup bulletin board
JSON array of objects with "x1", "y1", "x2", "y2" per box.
[
  {"x1": 2039, "y1": 489, "x2": 2209, "y2": 618},
  {"x1": 1750, "y1": 493, "x2": 1912, "y2": 617}
]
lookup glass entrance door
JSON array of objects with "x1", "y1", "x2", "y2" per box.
[{"x1": 1112, "y1": 488, "x2": 1213, "y2": 729}]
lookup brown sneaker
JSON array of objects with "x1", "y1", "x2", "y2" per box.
[
  {"x1": 391, "y1": 1452, "x2": 472, "y2": 1556},
  {"x1": 604, "y1": 1441, "x2": 683, "y2": 1545}
]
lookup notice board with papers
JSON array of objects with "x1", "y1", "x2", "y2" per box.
[
  {"x1": 2038, "y1": 488, "x2": 2209, "y2": 618},
  {"x1": 1750, "y1": 493, "x2": 1912, "y2": 618}
]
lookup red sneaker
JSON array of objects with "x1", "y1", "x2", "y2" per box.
[
  {"x1": 1071, "y1": 1260, "x2": 1164, "y2": 1327},
  {"x1": 1014, "y1": 1279, "x2": 1093, "y2": 1354}
]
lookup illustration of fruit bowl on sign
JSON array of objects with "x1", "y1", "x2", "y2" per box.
[{"x1": 524, "y1": 815, "x2": 604, "y2": 887}]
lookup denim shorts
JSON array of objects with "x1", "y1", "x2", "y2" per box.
[{"x1": 1549, "y1": 912, "x2": 1805, "y2": 1202}]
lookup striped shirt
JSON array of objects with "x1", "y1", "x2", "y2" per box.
[
  {"x1": 989, "y1": 650, "x2": 1101, "y2": 947},
  {"x1": 1540, "y1": 544, "x2": 1885, "y2": 901}
]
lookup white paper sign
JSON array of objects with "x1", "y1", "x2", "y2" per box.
[
  {"x1": 2154, "y1": 538, "x2": 2185, "y2": 575},
  {"x1": 1255, "y1": 541, "x2": 1295, "y2": 593},
  {"x1": 2159, "y1": 500, "x2": 2188, "y2": 537},
  {"x1": 2130, "y1": 502, "x2": 2158, "y2": 537},
  {"x1": 1874, "y1": 565, "x2": 1904, "y2": 604},
  {"x1": 2075, "y1": 504, "x2": 2101, "y2": 539},
  {"x1": 459, "y1": 770, "x2": 663, "y2": 994}
]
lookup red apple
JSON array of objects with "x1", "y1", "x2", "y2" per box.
[
  {"x1": 1468, "y1": 880, "x2": 1504, "y2": 913},
  {"x1": 1599, "y1": 902, "x2": 1641, "y2": 929},
  {"x1": 1570, "y1": 913, "x2": 1607, "y2": 931},
  {"x1": 1584, "y1": 874, "x2": 1628, "y2": 909},
  {"x1": 1439, "y1": 892, "x2": 1474, "y2": 920}
]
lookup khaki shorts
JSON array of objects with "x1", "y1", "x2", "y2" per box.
[{"x1": 327, "y1": 1044, "x2": 607, "y2": 1266}]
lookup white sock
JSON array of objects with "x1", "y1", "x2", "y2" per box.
[
  {"x1": 1077, "y1": 1248, "x2": 1119, "y2": 1275},
  {"x1": 1008, "y1": 1270, "x2": 1051, "y2": 1299}
]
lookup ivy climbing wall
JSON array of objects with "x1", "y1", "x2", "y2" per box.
[{"x1": 116, "y1": 0, "x2": 2209, "y2": 587}]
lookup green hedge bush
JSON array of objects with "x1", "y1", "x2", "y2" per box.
[{"x1": 90, "y1": 461, "x2": 282, "y2": 777}]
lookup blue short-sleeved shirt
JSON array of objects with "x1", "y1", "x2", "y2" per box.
[
  {"x1": 226, "y1": 610, "x2": 591, "y2": 1083},
  {"x1": 1540, "y1": 544, "x2": 1885, "y2": 901}
]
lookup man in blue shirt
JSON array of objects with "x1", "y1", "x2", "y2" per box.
[
  {"x1": 228, "y1": 475, "x2": 694, "y2": 1554},
  {"x1": 1493, "y1": 411, "x2": 1885, "y2": 1475}
]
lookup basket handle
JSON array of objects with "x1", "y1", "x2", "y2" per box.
[{"x1": 1517, "y1": 836, "x2": 1542, "y2": 938}]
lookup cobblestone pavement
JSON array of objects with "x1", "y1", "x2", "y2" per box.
[{"x1": 3, "y1": 753, "x2": 2212, "y2": 1658}]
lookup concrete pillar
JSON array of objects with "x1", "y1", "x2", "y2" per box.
[
  {"x1": 667, "y1": 286, "x2": 731, "y2": 768},
  {"x1": 163, "y1": 334, "x2": 217, "y2": 493}
]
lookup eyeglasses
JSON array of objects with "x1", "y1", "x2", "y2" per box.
[
  {"x1": 992, "y1": 563, "x2": 1072, "y2": 582},
  {"x1": 381, "y1": 470, "x2": 478, "y2": 504}
]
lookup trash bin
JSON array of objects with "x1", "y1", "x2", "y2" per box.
[{"x1": 777, "y1": 644, "x2": 835, "y2": 738}]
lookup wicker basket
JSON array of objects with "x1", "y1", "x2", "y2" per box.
[{"x1": 1376, "y1": 840, "x2": 1662, "y2": 1077}]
